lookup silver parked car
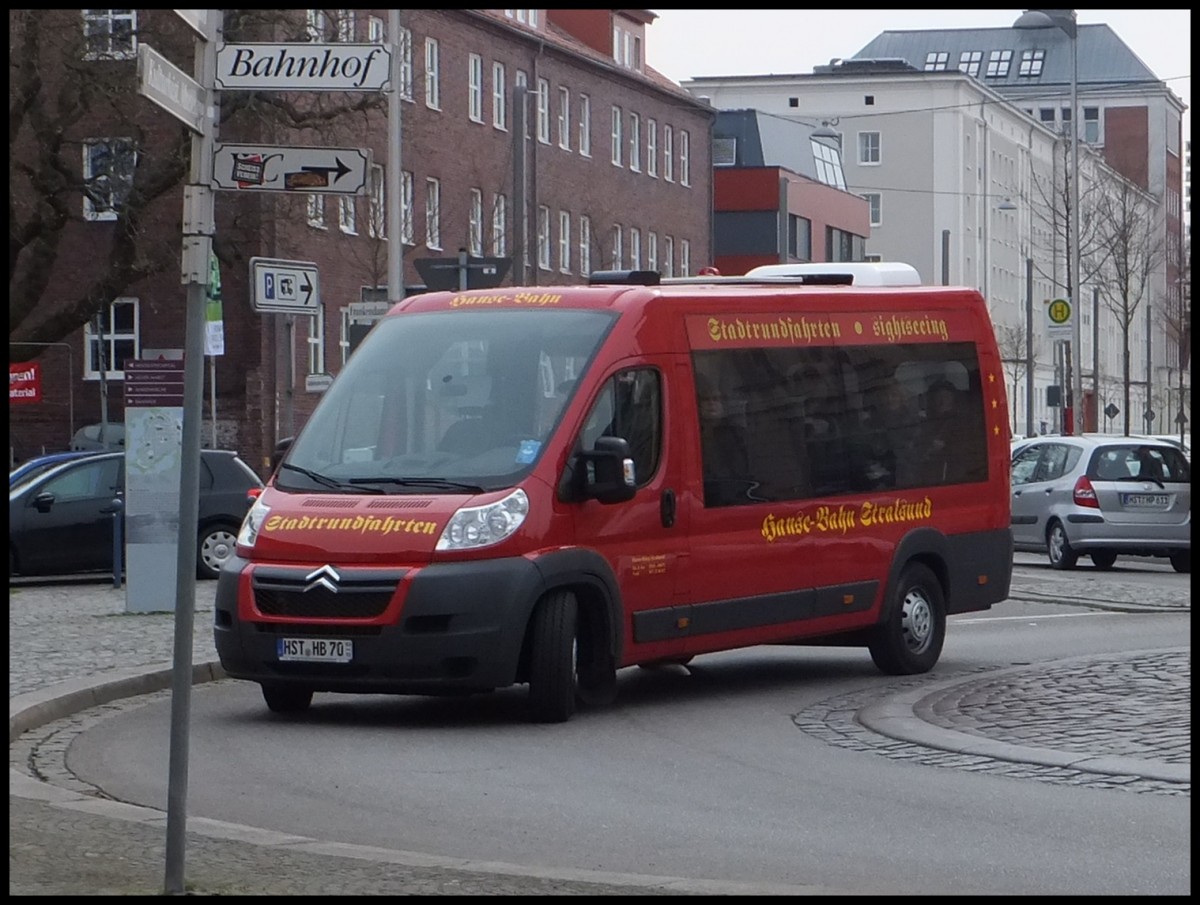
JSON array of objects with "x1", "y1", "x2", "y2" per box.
[{"x1": 1010, "y1": 435, "x2": 1190, "y2": 572}]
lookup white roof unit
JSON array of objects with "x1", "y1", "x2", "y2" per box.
[{"x1": 744, "y1": 261, "x2": 923, "y2": 286}]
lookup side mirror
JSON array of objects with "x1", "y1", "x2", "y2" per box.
[
  {"x1": 33, "y1": 491, "x2": 55, "y2": 513},
  {"x1": 574, "y1": 435, "x2": 637, "y2": 504},
  {"x1": 270, "y1": 436, "x2": 294, "y2": 475}
]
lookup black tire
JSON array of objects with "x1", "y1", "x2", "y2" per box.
[
  {"x1": 261, "y1": 683, "x2": 313, "y2": 714},
  {"x1": 527, "y1": 590, "x2": 579, "y2": 723},
  {"x1": 197, "y1": 523, "x2": 239, "y2": 580},
  {"x1": 1169, "y1": 551, "x2": 1190, "y2": 574},
  {"x1": 1046, "y1": 520, "x2": 1078, "y2": 570},
  {"x1": 575, "y1": 598, "x2": 618, "y2": 709},
  {"x1": 868, "y1": 563, "x2": 946, "y2": 675},
  {"x1": 1090, "y1": 550, "x2": 1118, "y2": 570}
]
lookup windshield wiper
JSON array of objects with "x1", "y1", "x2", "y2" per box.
[
  {"x1": 347, "y1": 476, "x2": 486, "y2": 493},
  {"x1": 279, "y1": 462, "x2": 384, "y2": 494}
]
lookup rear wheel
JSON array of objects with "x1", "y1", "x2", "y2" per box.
[
  {"x1": 261, "y1": 683, "x2": 313, "y2": 714},
  {"x1": 1090, "y1": 550, "x2": 1118, "y2": 570},
  {"x1": 527, "y1": 590, "x2": 579, "y2": 723},
  {"x1": 1047, "y1": 521, "x2": 1078, "y2": 570},
  {"x1": 1169, "y1": 551, "x2": 1190, "y2": 574},
  {"x1": 868, "y1": 563, "x2": 945, "y2": 675},
  {"x1": 197, "y1": 523, "x2": 239, "y2": 580}
]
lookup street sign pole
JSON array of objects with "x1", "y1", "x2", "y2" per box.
[{"x1": 161, "y1": 11, "x2": 220, "y2": 896}]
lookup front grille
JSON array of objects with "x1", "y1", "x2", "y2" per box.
[{"x1": 251, "y1": 565, "x2": 407, "y2": 619}]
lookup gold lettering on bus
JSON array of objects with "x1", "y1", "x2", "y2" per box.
[
  {"x1": 263, "y1": 514, "x2": 440, "y2": 536},
  {"x1": 706, "y1": 315, "x2": 841, "y2": 345},
  {"x1": 761, "y1": 496, "x2": 934, "y2": 542},
  {"x1": 870, "y1": 313, "x2": 949, "y2": 343}
]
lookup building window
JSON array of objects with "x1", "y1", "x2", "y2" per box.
[
  {"x1": 629, "y1": 112, "x2": 641, "y2": 172},
  {"x1": 307, "y1": 304, "x2": 325, "y2": 375},
  {"x1": 491, "y1": 193, "x2": 507, "y2": 256},
  {"x1": 536, "y1": 77, "x2": 551, "y2": 144},
  {"x1": 680, "y1": 239, "x2": 690, "y2": 276},
  {"x1": 368, "y1": 164, "x2": 385, "y2": 239},
  {"x1": 559, "y1": 210, "x2": 571, "y2": 273},
  {"x1": 680, "y1": 130, "x2": 691, "y2": 186},
  {"x1": 647, "y1": 232, "x2": 658, "y2": 272},
  {"x1": 338, "y1": 195, "x2": 356, "y2": 234},
  {"x1": 923, "y1": 51, "x2": 949, "y2": 71},
  {"x1": 424, "y1": 38, "x2": 440, "y2": 109},
  {"x1": 82, "y1": 138, "x2": 136, "y2": 221},
  {"x1": 468, "y1": 53, "x2": 483, "y2": 122},
  {"x1": 629, "y1": 227, "x2": 642, "y2": 269},
  {"x1": 646, "y1": 119, "x2": 658, "y2": 177},
  {"x1": 1039, "y1": 107, "x2": 1056, "y2": 126},
  {"x1": 811, "y1": 139, "x2": 846, "y2": 189},
  {"x1": 985, "y1": 49, "x2": 1012, "y2": 78},
  {"x1": 610, "y1": 225, "x2": 623, "y2": 269},
  {"x1": 662, "y1": 235, "x2": 674, "y2": 278},
  {"x1": 400, "y1": 170, "x2": 414, "y2": 244},
  {"x1": 578, "y1": 94, "x2": 591, "y2": 157},
  {"x1": 1018, "y1": 48, "x2": 1045, "y2": 77},
  {"x1": 336, "y1": 9, "x2": 355, "y2": 42},
  {"x1": 425, "y1": 177, "x2": 440, "y2": 249},
  {"x1": 537, "y1": 205, "x2": 551, "y2": 270},
  {"x1": 492, "y1": 62, "x2": 506, "y2": 129},
  {"x1": 858, "y1": 131, "x2": 881, "y2": 165},
  {"x1": 306, "y1": 194, "x2": 325, "y2": 228},
  {"x1": 397, "y1": 27, "x2": 413, "y2": 100},
  {"x1": 862, "y1": 192, "x2": 882, "y2": 226},
  {"x1": 788, "y1": 214, "x2": 812, "y2": 260},
  {"x1": 84, "y1": 298, "x2": 139, "y2": 379},
  {"x1": 663, "y1": 125, "x2": 674, "y2": 182},
  {"x1": 368, "y1": 15, "x2": 384, "y2": 44},
  {"x1": 82, "y1": 9, "x2": 135, "y2": 60},
  {"x1": 611, "y1": 106, "x2": 623, "y2": 166},
  {"x1": 958, "y1": 50, "x2": 982, "y2": 77},
  {"x1": 579, "y1": 215, "x2": 591, "y2": 275},
  {"x1": 469, "y1": 188, "x2": 484, "y2": 256},
  {"x1": 306, "y1": 9, "x2": 329, "y2": 40},
  {"x1": 558, "y1": 87, "x2": 571, "y2": 149},
  {"x1": 1083, "y1": 106, "x2": 1101, "y2": 143}
]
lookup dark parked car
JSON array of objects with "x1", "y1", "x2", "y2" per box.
[
  {"x1": 9, "y1": 449, "x2": 263, "y2": 580},
  {"x1": 9, "y1": 450, "x2": 99, "y2": 490}
]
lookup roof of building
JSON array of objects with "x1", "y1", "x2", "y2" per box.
[
  {"x1": 850, "y1": 23, "x2": 1164, "y2": 93},
  {"x1": 713, "y1": 109, "x2": 844, "y2": 188}
]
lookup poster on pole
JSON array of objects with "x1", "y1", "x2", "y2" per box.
[{"x1": 204, "y1": 251, "x2": 225, "y2": 356}]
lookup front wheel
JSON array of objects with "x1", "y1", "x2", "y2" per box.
[
  {"x1": 527, "y1": 590, "x2": 579, "y2": 723},
  {"x1": 1169, "y1": 551, "x2": 1190, "y2": 573},
  {"x1": 1047, "y1": 521, "x2": 1078, "y2": 570},
  {"x1": 868, "y1": 563, "x2": 945, "y2": 675}
]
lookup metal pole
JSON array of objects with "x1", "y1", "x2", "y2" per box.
[
  {"x1": 164, "y1": 14, "x2": 220, "y2": 893},
  {"x1": 387, "y1": 10, "x2": 402, "y2": 301},
  {"x1": 513, "y1": 84, "x2": 527, "y2": 285},
  {"x1": 1025, "y1": 257, "x2": 1034, "y2": 438},
  {"x1": 941, "y1": 229, "x2": 950, "y2": 286},
  {"x1": 1145, "y1": 301, "x2": 1153, "y2": 429},
  {"x1": 1092, "y1": 285, "x2": 1099, "y2": 432},
  {"x1": 1068, "y1": 25, "x2": 1083, "y2": 436}
]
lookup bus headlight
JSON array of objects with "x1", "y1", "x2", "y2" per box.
[
  {"x1": 237, "y1": 497, "x2": 270, "y2": 549},
  {"x1": 436, "y1": 488, "x2": 529, "y2": 551}
]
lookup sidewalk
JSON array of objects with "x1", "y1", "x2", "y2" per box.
[{"x1": 9, "y1": 567, "x2": 1190, "y2": 895}]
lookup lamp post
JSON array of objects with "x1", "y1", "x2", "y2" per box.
[{"x1": 1015, "y1": 9, "x2": 1082, "y2": 435}]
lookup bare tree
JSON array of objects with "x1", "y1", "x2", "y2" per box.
[
  {"x1": 1091, "y1": 169, "x2": 1165, "y2": 436},
  {"x1": 9, "y1": 9, "x2": 385, "y2": 361},
  {"x1": 1155, "y1": 236, "x2": 1191, "y2": 438},
  {"x1": 995, "y1": 321, "x2": 1030, "y2": 435}
]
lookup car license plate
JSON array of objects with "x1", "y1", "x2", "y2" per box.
[
  {"x1": 277, "y1": 637, "x2": 353, "y2": 663},
  {"x1": 1120, "y1": 492, "x2": 1168, "y2": 508}
]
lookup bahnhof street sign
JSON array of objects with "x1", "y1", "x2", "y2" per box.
[{"x1": 214, "y1": 43, "x2": 392, "y2": 91}]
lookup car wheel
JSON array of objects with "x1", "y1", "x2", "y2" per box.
[
  {"x1": 868, "y1": 563, "x2": 945, "y2": 675},
  {"x1": 1169, "y1": 551, "x2": 1190, "y2": 574},
  {"x1": 526, "y1": 589, "x2": 579, "y2": 723},
  {"x1": 261, "y1": 683, "x2": 313, "y2": 714},
  {"x1": 1047, "y1": 521, "x2": 1078, "y2": 570},
  {"x1": 1090, "y1": 550, "x2": 1118, "y2": 570},
  {"x1": 197, "y1": 523, "x2": 238, "y2": 580}
]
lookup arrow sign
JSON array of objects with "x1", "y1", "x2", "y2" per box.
[
  {"x1": 212, "y1": 143, "x2": 371, "y2": 194},
  {"x1": 250, "y1": 257, "x2": 320, "y2": 314}
]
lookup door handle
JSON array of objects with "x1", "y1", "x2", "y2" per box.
[{"x1": 660, "y1": 488, "x2": 676, "y2": 528}]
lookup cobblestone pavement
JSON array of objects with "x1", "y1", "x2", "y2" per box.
[{"x1": 9, "y1": 566, "x2": 1191, "y2": 895}]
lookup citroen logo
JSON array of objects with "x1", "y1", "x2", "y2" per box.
[{"x1": 303, "y1": 564, "x2": 342, "y2": 594}]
